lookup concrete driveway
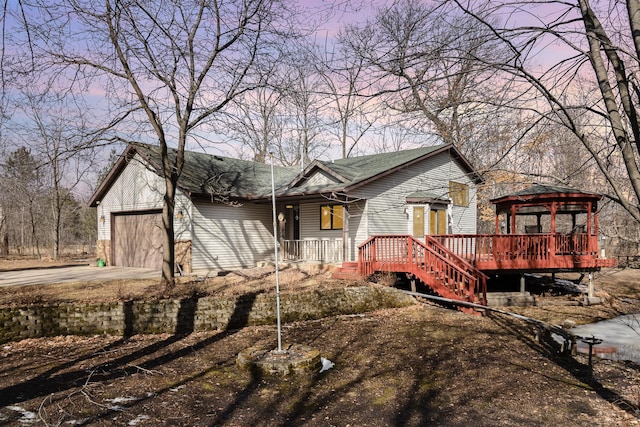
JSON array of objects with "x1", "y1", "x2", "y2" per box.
[{"x1": 0, "y1": 265, "x2": 161, "y2": 287}]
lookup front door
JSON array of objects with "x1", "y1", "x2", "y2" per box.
[
  {"x1": 430, "y1": 209, "x2": 448, "y2": 235},
  {"x1": 283, "y1": 205, "x2": 300, "y2": 240},
  {"x1": 413, "y1": 207, "x2": 425, "y2": 237}
]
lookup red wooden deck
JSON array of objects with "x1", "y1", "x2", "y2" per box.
[
  {"x1": 432, "y1": 233, "x2": 616, "y2": 272},
  {"x1": 355, "y1": 234, "x2": 615, "y2": 313},
  {"x1": 358, "y1": 235, "x2": 488, "y2": 314}
]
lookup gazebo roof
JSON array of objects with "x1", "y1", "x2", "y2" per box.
[
  {"x1": 492, "y1": 183, "x2": 602, "y2": 203},
  {"x1": 491, "y1": 184, "x2": 602, "y2": 215}
]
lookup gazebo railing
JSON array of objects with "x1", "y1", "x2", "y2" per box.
[{"x1": 433, "y1": 233, "x2": 600, "y2": 268}]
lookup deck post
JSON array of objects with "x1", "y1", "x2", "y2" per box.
[
  {"x1": 587, "y1": 272, "x2": 594, "y2": 299},
  {"x1": 520, "y1": 274, "x2": 526, "y2": 295},
  {"x1": 342, "y1": 201, "x2": 349, "y2": 263}
]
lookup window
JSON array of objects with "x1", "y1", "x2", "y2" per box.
[
  {"x1": 320, "y1": 205, "x2": 343, "y2": 230},
  {"x1": 430, "y1": 209, "x2": 448, "y2": 235},
  {"x1": 449, "y1": 181, "x2": 469, "y2": 207},
  {"x1": 413, "y1": 207, "x2": 425, "y2": 237}
]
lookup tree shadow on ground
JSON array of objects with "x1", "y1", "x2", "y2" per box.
[
  {"x1": 0, "y1": 293, "x2": 259, "y2": 408},
  {"x1": 207, "y1": 313, "x2": 456, "y2": 426},
  {"x1": 488, "y1": 312, "x2": 639, "y2": 418}
]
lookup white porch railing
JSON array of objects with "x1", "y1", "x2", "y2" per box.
[{"x1": 282, "y1": 239, "x2": 343, "y2": 263}]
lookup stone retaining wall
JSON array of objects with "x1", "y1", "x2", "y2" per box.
[{"x1": 0, "y1": 286, "x2": 415, "y2": 344}]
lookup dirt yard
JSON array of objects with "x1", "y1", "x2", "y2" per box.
[{"x1": 0, "y1": 258, "x2": 639, "y2": 426}]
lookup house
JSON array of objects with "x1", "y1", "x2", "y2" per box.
[{"x1": 89, "y1": 143, "x2": 482, "y2": 273}]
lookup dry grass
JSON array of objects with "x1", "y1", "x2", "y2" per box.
[
  {"x1": 0, "y1": 262, "x2": 355, "y2": 308},
  {"x1": 1, "y1": 258, "x2": 639, "y2": 425},
  {"x1": 505, "y1": 268, "x2": 640, "y2": 326}
]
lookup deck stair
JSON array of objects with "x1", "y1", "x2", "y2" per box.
[
  {"x1": 331, "y1": 261, "x2": 363, "y2": 281},
  {"x1": 358, "y1": 235, "x2": 488, "y2": 314}
]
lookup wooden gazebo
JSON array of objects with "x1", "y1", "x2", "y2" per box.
[
  {"x1": 493, "y1": 184, "x2": 599, "y2": 238},
  {"x1": 484, "y1": 184, "x2": 613, "y2": 272}
]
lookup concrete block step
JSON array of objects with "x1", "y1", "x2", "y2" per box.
[{"x1": 331, "y1": 271, "x2": 364, "y2": 281}]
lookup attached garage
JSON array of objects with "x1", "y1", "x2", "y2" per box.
[{"x1": 112, "y1": 211, "x2": 163, "y2": 269}]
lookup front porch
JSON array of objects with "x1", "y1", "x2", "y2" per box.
[{"x1": 281, "y1": 239, "x2": 344, "y2": 264}]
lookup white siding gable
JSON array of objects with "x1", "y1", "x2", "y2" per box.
[
  {"x1": 301, "y1": 169, "x2": 342, "y2": 187},
  {"x1": 349, "y1": 152, "x2": 477, "y2": 240},
  {"x1": 96, "y1": 154, "x2": 192, "y2": 241}
]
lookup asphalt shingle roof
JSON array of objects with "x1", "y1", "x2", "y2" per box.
[
  {"x1": 282, "y1": 145, "x2": 450, "y2": 195},
  {"x1": 319, "y1": 145, "x2": 444, "y2": 183},
  {"x1": 504, "y1": 184, "x2": 597, "y2": 198},
  {"x1": 135, "y1": 144, "x2": 298, "y2": 198},
  {"x1": 90, "y1": 142, "x2": 471, "y2": 205}
]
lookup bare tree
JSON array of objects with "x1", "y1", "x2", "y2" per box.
[
  {"x1": 15, "y1": 0, "x2": 293, "y2": 285},
  {"x1": 454, "y1": 0, "x2": 640, "y2": 226},
  {"x1": 281, "y1": 50, "x2": 329, "y2": 167},
  {"x1": 342, "y1": 0, "x2": 509, "y2": 164},
  {"x1": 1, "y1": 147, "x2": 45, "y2": 257},
  {"x1": 316, "y1": 39, "x2": 380, "y2": 158},
  {"x1": 370, "y1": 120, "x2": 429, "y2": 153},
  {"x1": 222, "y1": 67, "x2": 287, "y2": 164},
  {"x1": 18, "y1": 90, "x2": 98, "y2": 260}
]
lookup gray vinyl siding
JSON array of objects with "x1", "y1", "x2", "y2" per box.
[
  {"x1": 298, "y1": 200, "x2": 365, "y2": 261},
  {"x1": 306, "y1": 170, "x2": 341, "y2": 186},
  {"x1": 347, "y1": 200, "x2": 366, "y2": 260},
  {"x1": 191, "y1": 201, "x2": 274, "y2": 270},
  {"x1": 449, "y1": 187, "x2": 477, "y2": 234},
  {"x1": 350, "y1": 152, "x2": 477, "y2": 238},
  {"x1": 96, "y1": 154, "x2": 192, "y2": 241},
  {"x1": 299, "y1": 203, "x2": 342, "y2": 240}
]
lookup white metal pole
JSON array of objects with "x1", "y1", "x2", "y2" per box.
[{"x1": 270, "y1": 153, "x2": 283, "y2": 353}]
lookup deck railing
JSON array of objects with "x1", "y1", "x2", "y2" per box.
[
  {"x1": 282, "y1": 233, "x2": 612, "y2": 271},
  {"x1": 358, "y1": 235, "x2": 487, "y2": 306},
  {"x1": 282, "y1": 239, "x2": 343, "y2": 263},
  {"x1": 432, "y1": 233, "x2": 608, "y2": 270}
]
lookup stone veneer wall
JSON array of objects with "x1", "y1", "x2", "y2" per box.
[
  {"x1": 96, "y1": 240, "x2": 111, "y2": 265},
  {"x1": 0, "y1": 287, "x2": 415, "y2": 344},
  {"x1": 94, "y1": 239, "x2": 192, "y2": 272},
  {"x1": 175, "y1": 240, "x2": 192, "y2": 274}
]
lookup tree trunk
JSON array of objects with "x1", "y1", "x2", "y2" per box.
[
  {"x1": 0, "y1": 207, "x2": 8, "y2": 256},
  {"x1": 161, "y1": 175, "x2": 177, "y2": 287},
  {"x1": 579, "y1": 0, "x2": 640, "y2": 222},
  {"x1": 28, "y1": 201, "x2": 41, "y2": 258}
]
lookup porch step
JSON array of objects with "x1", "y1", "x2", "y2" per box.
[
  {"x1": 340, "y1": 261, "x2": 359, "y2": 270},
  {"x1": 331, "y1": 270, "x2": 364, "y2": 281},
  {"x1": 331, "y1": 262, "x2": 363, "y2": 281}
]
